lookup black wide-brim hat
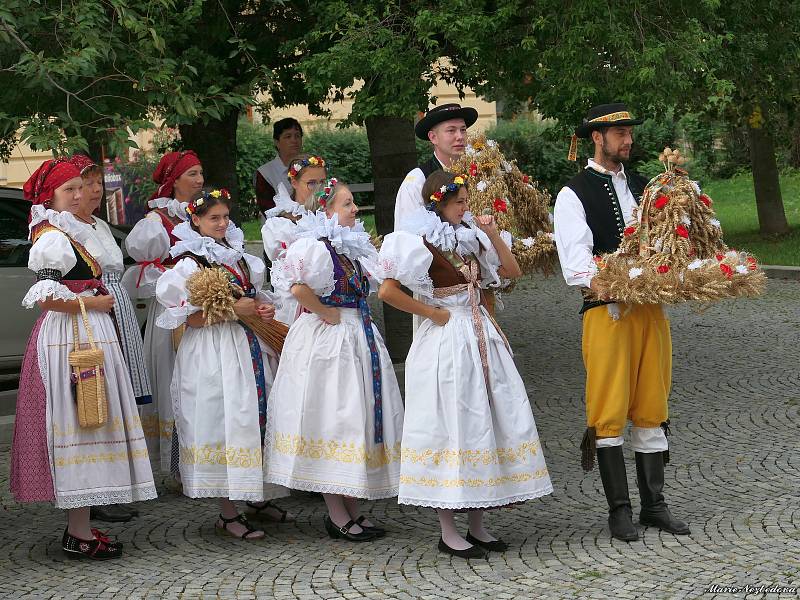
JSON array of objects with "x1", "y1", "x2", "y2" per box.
[
  {"x1": 415, "y1": 103, "x2": 479, "y2": 140},
  {"x1": 574, "y1": 103, "x2": 644, "y2": 138}
]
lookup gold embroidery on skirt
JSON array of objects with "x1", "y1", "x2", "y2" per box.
[
  {"x1": 401, "y1": 440, "x2": 541, "y2": 468},
  {"x1": 139, "y1": 415, "x2": 174, "y2": 440},
  {"x1": 272, "y1": 433, "x2": 402, "y2": 468},
  {"x1": 180, "y1": 444, "x2": 263, "y2": 468},
  {"x1": 54, "y1": 448, "x2": 150, "y2": 467},
  {"x1": 399, "y1": 469, "x2": 550, "y2": 488}
]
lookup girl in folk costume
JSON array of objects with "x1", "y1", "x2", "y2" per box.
[
  {"x1": 155, "y1": 189, "x2": 290, "y2": 539},
  {"x1": 68, "y1": 154, "x2": 153, "y2": 524},
  {"x1": 123, "y1": 150, "x2": 203, "y2": 474},
  {"x1": 265, "y1": 180, "x2": 404, "y2": 542},
  {"x1": 377, "y1": 170, "x2": 553, "y2": 559},
  {"x1": 260, "y1": 154, "x2": 326, "y2": 325},
  {"x1": 10, "y1": 159, "x2": 156, "y2": 560}
]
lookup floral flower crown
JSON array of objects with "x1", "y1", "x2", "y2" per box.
[
  {"x1": 315, "y1": 177, "x2": 339, "y2": 208},
  {"x1": 429, "y1": 175, "x2": 467, "y2": 203},
  {"x1": 186, "y1": 188, "x2": 231, "y2": 215},
  {"x1": 288, "y1": 156, "x2": 325, "y2": 179}
]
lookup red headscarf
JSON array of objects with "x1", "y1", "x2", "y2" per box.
[
  {"x1": 150, "y1": 150, "x2": 202, "y2": 200},
  {"x1": 23, "y1": 159, "x2": 82, "y2": 206},
  {"x1": 69, "y1": 154, "x2": 98, "y2": 174}
]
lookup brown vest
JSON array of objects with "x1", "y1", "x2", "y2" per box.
[{"x1": 423, "y1": 239, "x2": 487, "y2": 307}]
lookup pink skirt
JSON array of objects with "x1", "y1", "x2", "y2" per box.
[{"x1": 10, "y1": 311, "x2": 55, "y2": 502}]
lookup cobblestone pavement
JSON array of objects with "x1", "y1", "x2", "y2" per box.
[{"x1": 1, "y1": 276, "x2": 798, "y2": 600}]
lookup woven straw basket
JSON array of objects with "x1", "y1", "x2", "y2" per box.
[{"x1": 69, "y1": 297, "x2": 108, "y2": 428}]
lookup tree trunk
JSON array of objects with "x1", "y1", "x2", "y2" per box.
[
  {"x1": 790, "y1": 112, "x2": 800, "y2": 169},
  {"x1": 365, "y1": 115, "x2": 418, "y2": 361},
  {"x1": 748, "y1": 115, "x2": 790, "y2": 235},
  {"x1": 179, "y1": 110, "x2": 241, "y2": 221}
]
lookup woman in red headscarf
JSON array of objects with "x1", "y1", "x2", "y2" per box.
[
  {"x1": 11, "y1": 159, "x2": 156, "y2": 560},
  {"x1": 122, "y1": 151, "x2": 203, "y2": 477}
]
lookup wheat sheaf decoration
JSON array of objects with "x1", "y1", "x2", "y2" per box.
[
  {"x1": 451, "y1": 133, "x2": 557, "y2": 278},
  {"x1": 588, "y1": 147, "x2": 766, "y2": 305}
]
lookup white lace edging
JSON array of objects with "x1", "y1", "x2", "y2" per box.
[
  {"x1": 397, "y1": 484, "x2": 554, "y2": 510},
  {"x1": 155, "y1": 304, "x2": 200, "y2": 329},
  {"x1": 266, "y1": 473, "x2": 399, "y2": 501},
  {"x1": 22, "y1": 280, "x2": 78, "y2": 308},
  {"x1": 181, "y1": 487, "x2": 278, "y2": 503},
  {"x1": 169, "y1": 221, "x2": 244, "y2": 264},
  {"x1": 55, "y1": 483, "x2": 158, "y2": 509},
  {"x1": 148, "y1": 197, "x2": 189, "y2": 220},
  {"x1": 293, "y1": 211, "x2": 379, "y2": 264}
]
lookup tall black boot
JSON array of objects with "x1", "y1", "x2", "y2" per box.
[
  {"x1": 635, "y1": 452, "x2": 690, "y2": 535},
  {"x1": 596, "y1": 446, "x2": 639, "y2": 541}
]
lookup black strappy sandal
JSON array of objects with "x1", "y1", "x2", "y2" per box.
[
  {"x1": 354, "y1": 515, "x2": 386, "y2": 538},
  {"x1": 245, "y1": 500, "x2": 295, "y2": 523},
  {"x1": 323, "y1": 516, "x2": 379, "y2": 542},
  {"x1": 215, "y1": 513, "x2": 265, "y2": 540}
]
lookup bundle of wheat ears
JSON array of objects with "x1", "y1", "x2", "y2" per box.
[
  {"x1": 451, "y1": 133, "x2": 557, "y2": 277},
  {"x1": 186, "y1": 266, "x2": 289, "y2": 353},
  {"x1": 589, "y1": 147, "x2": 766, "y2": 305}
]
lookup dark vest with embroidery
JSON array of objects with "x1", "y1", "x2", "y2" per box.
[
  {"x1": 419, "y1": 156, "x2": 443, "y2": 179},
  {"x1": 565, "y1": 167, "x2": 647, "y2": 313}
]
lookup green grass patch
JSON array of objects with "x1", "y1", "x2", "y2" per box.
[
  {"x1": 242, "y1": 212, "x2": 377, "y2": 241},
  {"x1": 703, "y1": 171, "x2": 800, "y2": 266}
]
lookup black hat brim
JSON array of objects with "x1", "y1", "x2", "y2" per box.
[
  {"x1": 415, "y1": 107, "x2": 479, "y2": 140},
  {"x1": 575, "y1": 118, "x2": 643, "y2": 139}
]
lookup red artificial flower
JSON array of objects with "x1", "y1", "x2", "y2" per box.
[
  {"x1": 432, "y1": 191, "x2": 443, "y2": 201},
  {"x1": 720, "y1": 263, "x2": 733, "y2": 278},
  {"x1": 675, "y1": 225, "x2": 689, "y2": 238},
  {"x1": 623, "y1": 226, "x2": 636, "y2": 237},
  {"x1": 279, "y1": 241, "x2": 287, "y2": 249},
  {"x1": 522, "y1": 175, "x2": 530, "y2": 184},
  {"x1": 654, "y1": 195, "x2": 669, "y2": 209},
  {"x1": 469, "y1": 162, "x2": 478, "y2": 177},
  {"x1": 593, "y1": 255, "x2": 603, "y2": 264},
  {"x1": 220, "y1": 188, "x2": 231, "y2": 199},
  {"x1": 746, "y1": 256, "x2": 758, "y2": 271},
  {"x1": 657, "y1": 265, "x2": 670, "y2": 274},
  {"x1": 493, "y1": 198, "x2": 508, "y2": 213},
  {"x1": 715, "y1": 253, "x2": 725, "y2": 262},
  {"x1": 699, "y1": 194, "x2": 711, "y2": 207}
]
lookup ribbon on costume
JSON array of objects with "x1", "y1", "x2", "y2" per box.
[
  {"x1": 319, "y1": 245, "x2": 384, "y2": 444},
  {"x1": 432, "y1": 259, "x2": 510, "y2": 402},
  {"x1": 135, "y1": 257, "x2": 167, "y2": 288}
]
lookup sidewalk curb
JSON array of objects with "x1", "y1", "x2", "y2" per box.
[{"x1": 762, "y1": 265, "x2": 800, "y2": 280}]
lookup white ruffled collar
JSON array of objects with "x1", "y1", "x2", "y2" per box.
[
  {"x1": 169, "y1": 221, "x2": 245, "y2": 266},
  {"x1": 264, "y1": 183, "x2": 307, "y2": 219},
  {"x1": 397, "y1": 207, "x2": 484, "y2": 256},
  {"x1": 294, "y1": 210, "x2": 378, "y2": 263},
  {"x1": 148, "y1": 197, "x2": 189, "y2": 221},
  {"x1": 28, "y1": 205, "x2": 98, "y2": 249}
]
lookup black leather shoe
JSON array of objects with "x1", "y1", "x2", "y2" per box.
[
  {"x1": 437, "y1": 538, "x2": 488, "y2": 559},
  {"x1": 90, "y1": 504, "x2": 134, "y2": 523},
  {"x1": 354, "y1": 515, "x2": 386, "y2": 538},
  {"x1": 324, "y1": 516, "x2": 379, "y2": 542},
  {"x1": 466, "y1": 531, "x2": 509, "y2": 552},
  {"x1": 635, "y1": 452, "x2": 691, "y2": 535},
  {"x1": 62, "y1": 529, "x2": 123, "y2": 561},
  {"x1": 597, "y1": 446, "x2": 639, "y2": 542}
]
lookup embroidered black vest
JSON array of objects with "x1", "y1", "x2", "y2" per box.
[
  {"x1": 419, "y1": 156, "x2": 443, "y2": 179},
  {"x1": 565, "y1": 167, "x2": 647, "y2": 313}
]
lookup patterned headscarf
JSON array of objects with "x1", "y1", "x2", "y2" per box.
[
  {"x1": 22, "y1": 159, "x2": 82, "y2": 206},
  {"x1": 150, "y1": 150, "x2": 202, "y2": 200}
]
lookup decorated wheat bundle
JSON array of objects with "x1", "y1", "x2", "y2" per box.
[
  {"x1": 451, "y1": 133, "x2": 557, "y2": 276},
  {"x1": 589, "y1": 147, "x2": 766, "y2": 305},
  {"x1": 186, "y1": 266, "x2": 289, "y2": 353}
]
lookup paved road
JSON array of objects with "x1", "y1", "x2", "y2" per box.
[{"x1": 1, "y1": 275, "x2": 798, "y2": 599}]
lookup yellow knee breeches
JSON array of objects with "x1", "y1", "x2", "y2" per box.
[{"x1": 581, "y1": 303, "x2": 672, "y2": 438}]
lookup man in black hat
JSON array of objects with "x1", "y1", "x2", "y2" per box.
[
  {"x1": 393, "y1": 103, "x2": 478, "y2": 228},
  {"x1": 553, "y1": 103, "x2": 690, "y2": 542}
]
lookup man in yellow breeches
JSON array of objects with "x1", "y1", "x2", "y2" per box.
[{"x1": 554, "y1": 103, "x2": 690, "y2": 542}]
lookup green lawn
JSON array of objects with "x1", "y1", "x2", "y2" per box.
[
  {"x1": 243, "y1": 174, "x2": 800, "y2": 266},
  {"x1": 703, "y1": 171, "x2": 800, "y2": 266}
]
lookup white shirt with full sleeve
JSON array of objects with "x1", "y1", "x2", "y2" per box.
[
  {"x1": 553, "y1": 159, "x2": 639, "y2": 288},
  {"x1": 393, "y1": 155, "x2": 446, "y2": 230}
]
